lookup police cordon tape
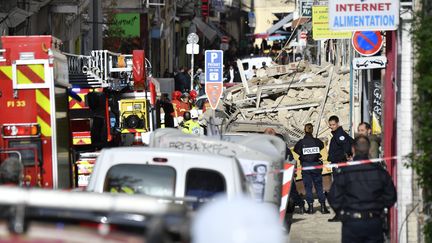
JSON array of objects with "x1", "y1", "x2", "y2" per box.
[{"x1": 246, "y1": 156, "x2": 400, "y2": 177}]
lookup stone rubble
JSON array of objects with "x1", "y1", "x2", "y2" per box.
[{"x1": 220, "y1": 61, "x2": 350, "y2": 143}]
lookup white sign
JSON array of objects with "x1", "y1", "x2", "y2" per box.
[
  {"x1": 186, "y1": 43, "x2": 199, "y2": 54},
  {"x1": 353, "y1": 56, "x2": 387, "y2": 70},
  {"x1": 328, "y1": 0, "x2": 399, "y2": 31},
  {"x1": 302, "y1": 147, "x2": 320, "y2": 155},
  {"x1": 187, "y1": 33, "x2": 199, "y2": 44}
]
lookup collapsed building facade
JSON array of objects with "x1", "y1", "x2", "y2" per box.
[{"x1": 220, "y1": 61, "x2": 350, "y2": 145}]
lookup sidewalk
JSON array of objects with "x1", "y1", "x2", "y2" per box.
[{"x1": 287, "y1": 201, "x2": 341, "y2": 243}]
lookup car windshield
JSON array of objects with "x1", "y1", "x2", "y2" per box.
[{"x1": 104, "y1": 164, "x2": 176, "y2": 197}]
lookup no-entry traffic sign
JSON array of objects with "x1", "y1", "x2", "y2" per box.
[
  {"x1": 205, "y1": 50, "x2": 223, "y2": 110},
  {"x1": 352, "y1": 31, "x2": 383, "y2": 56}
]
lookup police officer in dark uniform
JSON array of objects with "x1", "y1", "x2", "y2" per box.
[
  {"x1": 328, "y1": 135, "x2": 396, "y2": 243},
  {"x1": 328, "y1": 115, "x2": 354, "y2": 164},
  {"x1": 327, "y1": 115, "x2": 354, "y2": 221},
  {"x1": 294, "y1": 123, "x2": 330, "y2": 214}
]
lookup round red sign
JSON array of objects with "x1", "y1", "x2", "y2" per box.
[{"x1": 352, "y1": 31, "x2": 383, "y2": 56}]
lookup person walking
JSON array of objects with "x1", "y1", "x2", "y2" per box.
[
  {"x1": 357, "y1": 122, "x2": 380, "y2": 159},
  {"x1": 327, "y1": 115, "x2": 354, "y2": 222},
  {"x1": 327, "y1": 135, "x2": 396, "y2": 243},
  {"x1": 160, "y1": 93, "x2": 174, "y2": 128},
  {"x1": 294, "y1": 123, "x2": 330, "y2": 214}
]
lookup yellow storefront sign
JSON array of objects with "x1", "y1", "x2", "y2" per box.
[{"x1": 312, "y1": 6, "x2": 352, "y2": 40}]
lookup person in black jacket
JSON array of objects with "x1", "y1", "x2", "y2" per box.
[
  {"x1": 328, "y1": 115, "x2": 354, "y2": 164},
  {"x1": 294, "y1": 123, "x2": 330, "y2": 214},
  {"x1": 328, "y1": 135, "x2": 396, "y2": 243},
  {"x1": 327, "y1": 115, "x2": 354, "y2": 222}
]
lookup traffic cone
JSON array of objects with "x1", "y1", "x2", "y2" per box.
[{"x1": 133, "y1": 132, "x2": 143, "y2": 145}]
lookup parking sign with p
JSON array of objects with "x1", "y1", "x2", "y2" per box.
[{"x1": 205, "y1": 50, "x2": 223, "y2": 110}]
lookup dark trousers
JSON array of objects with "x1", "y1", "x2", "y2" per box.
[
  {"x1": 342, "y1": 218, "x2": 384, "y2": 243},
  {"x1": 290, "y1": 182, "x2": 304, "y2": 207},
  {"x1": 302, "y1": 170, "x2": 326, "y2": 204}
]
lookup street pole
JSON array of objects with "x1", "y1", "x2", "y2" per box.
[{"x1": 191, "y1": 42, "x2": 194, "y2": 91}]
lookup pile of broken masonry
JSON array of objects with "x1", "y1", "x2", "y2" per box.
[{"x1": 220, "y1": 61, "x2": 351, "y2": 143}]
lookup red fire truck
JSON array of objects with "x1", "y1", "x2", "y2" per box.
[
  {"x1": 0, "y1": 36, "x2": 70, "y2": 188},
  {"x1": 66, "y1": 49, "x2": 160, "y2": 187},
  {"x1": 0, "y1": 35, "x2": 159, "y2": 188}
]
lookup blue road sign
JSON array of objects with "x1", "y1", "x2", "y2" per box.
[{"x1": 205, "y1": 50, "x2": 223, "y2": 83}]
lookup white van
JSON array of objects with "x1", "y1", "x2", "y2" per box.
[
  {"x1": 86, "y1": 147, "x2": 249, "y2": 203},
  {"x1": 240, "y1": 56, "x2": 274, "y2": 80},
  {"x1": 149, "y1": 129, "x2": 286, "y2": 206}
]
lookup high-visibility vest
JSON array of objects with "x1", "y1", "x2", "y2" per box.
[
  {"x1": 110, "y1": 186, "x2": 134, "y2": 194},
  {"x1": 182, "y1": 120, "x2": 203, "y2": 135}
]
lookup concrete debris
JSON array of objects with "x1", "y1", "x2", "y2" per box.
[{"x1": 221, "y1": 61, "x2": 351, "y2": 143}]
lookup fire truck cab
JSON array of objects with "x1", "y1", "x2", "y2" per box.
[{"x1": 0, "y1": 36, "x2": 70, "y2": 188}]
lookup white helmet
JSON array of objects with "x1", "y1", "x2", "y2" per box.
[
  {"x1": 190, "y1": 109, "x2": 199, "y2": 119},
  {"x1": 191, "y1": 196, "x2": 283, "y2": 243}
]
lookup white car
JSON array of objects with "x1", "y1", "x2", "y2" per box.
[{"x1": 86, "y1": 147, "x2": 250, "y2": 203}]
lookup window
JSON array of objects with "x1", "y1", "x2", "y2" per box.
[
  {"x1": 242, "y1": 62, "x2": 249, "y2": 71},
  {"x1": 185, "y1": 168, "x2": 226, "y2": 200},
  {"x1": 104, "y1": 164, "x2": 176, "y2": 197}
]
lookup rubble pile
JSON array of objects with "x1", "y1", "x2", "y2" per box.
[{"x1": 222, "y1": 61, "x2": 350, "y2": 142}]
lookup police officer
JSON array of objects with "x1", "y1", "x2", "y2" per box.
[
  {"x1": 328, "y1": 115, "x2": 354, "y2": 164},
  {"x1": 294, "y1": 123, "x2": 330, "y2": 214},
  {"x1": 327, "y1": 115, "x2": 354, "y2": 221},
  {"x1": 327, "y1": 135, "x2": 396, "y2": 243}
]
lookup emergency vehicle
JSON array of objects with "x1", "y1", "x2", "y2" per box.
[
  {"x1": 0, "y1": 36, "x2": 70, "y2": 188},
  {"x1": 0, "y1": 35, "x2": 160, "y2": 188},
  {"x1": 66, "y1": 49, "x2": 160, "y2": 188}
]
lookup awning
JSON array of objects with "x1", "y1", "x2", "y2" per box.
[
  {"x1": 266, "y1": 13, "x2": 293, "y2": 35},
  {"x1": 291, "y1": 17, "x2": 310, "y2": 28},
  {"x1": 192, "y1": 17, "x2": 217, "y2": 42}
]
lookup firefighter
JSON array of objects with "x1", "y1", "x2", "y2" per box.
[
  {"x1": 180, "y1": 111, "x2": 203, "y2": 135},
  {"x1": 171, "y1": 91, "x2": 182, "y2": 126},
  {"x1": 294, "y1": 123, "x2": 330, "y2": 214},
  {"x1": 189, "y1": 89, "x2": 198, "y2": 109},
  {"x1": 177, "y1": 92, "x2": 191, "y2": 116}
]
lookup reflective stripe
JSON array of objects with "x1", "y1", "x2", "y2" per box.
[
  {"x1": 28, "y1": 64, "x2": 45, "y2": 81},
  {"x1": 0, "y1": 66, "x2": 13, "y2": 80},
  {"x1": 17, "y1": 64, "x2": 45, "y2": 84},
  {"x1": 36, "y1": 89, "x2": 51, "y2": 114},
  {"x1": 73, "y1": 137, "x2": 92, "y2": 145},
  {"x1": 110, "y1": 187, "x2": 134, "y2": 194},
  {"x1": 37, "y1": 116, "x2": 51, "y2": 136}
]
